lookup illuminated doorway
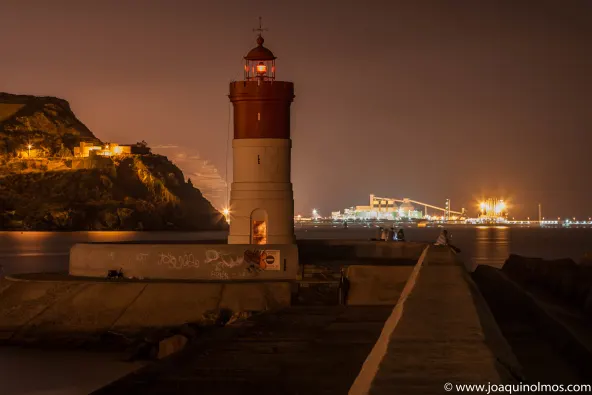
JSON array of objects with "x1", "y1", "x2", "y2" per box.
[{"x1": 251, "y1": 209, "x2": 268, "y2": 244}]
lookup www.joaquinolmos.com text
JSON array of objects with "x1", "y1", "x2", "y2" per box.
[{"x1": 445, "y1": 382, "x2": 591, "y2": 393}]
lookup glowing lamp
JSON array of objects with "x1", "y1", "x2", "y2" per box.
[
  {"x1": 256, "y1": 62, "x2": 267, "y2": 74},
  {"x1": 27, "y1": 144, "x2": 32, "y2": 149},
  {"x1": 223, "y1": 208, "x2": 230, "y2": 216}
]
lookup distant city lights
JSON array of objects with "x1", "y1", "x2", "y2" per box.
[{"x1": 478, "y1": 198, "x2": 508, "y2": 221}]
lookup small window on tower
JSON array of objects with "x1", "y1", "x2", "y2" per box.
[
  {"x1": 257, "y1": 112, "x2": 261, "y2": 121},
  {"x1": 257, "y1": 155, "x2": 260, "y2": 164},
  {"x1": 252, "y1": 220, "x2": 267, "y2": 244}
]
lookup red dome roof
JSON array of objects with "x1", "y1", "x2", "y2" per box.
[{"x1": 244, "y1": 35, "x2": 276, "y2": 61}]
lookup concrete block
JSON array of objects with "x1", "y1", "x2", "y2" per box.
[
  {"x1": 346, "y1": 266, "x2": 413, "y2": 305},
  {"x1": 18, "y1": 283, "x2": 146, "y2": 338},
  {"x1": 157, "y1": 334, "x2": 188, "y2": 359},
  {"x1": 0, "y1": 277, "x2": 12, "y2": 297},
  {"x1": 584, "y1": 289, "x2": 592, "y2": 318},
  {"x1": 70, "y1": 243, "x2": 299, "y2": 281},
  {"x1": 556, "y1": 266, "x2": 579, "y2": 301},
  {"x1": 502, "y1": 254, "x2": 542, "y2": 281},
  {"x1": 0, "y1": 280, "x2": 83, "y2": 340},
  {"x1": 219, "y1": 282, "x2": 291, "y2": 312},
  {"x1": 113, "y1": 283, "x2": 223, "y2": 330},
  {"x1": 574, "y1": 266, "x2": 592, "y2": 306}
]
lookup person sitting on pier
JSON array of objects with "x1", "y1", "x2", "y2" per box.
[
  {"x1": 435, "y1": 229, "x2": 450, "y2": 246},
  {"x1": 435, "y1": 229, "x2": 461, "y2": 253},
  {"x1": 373, "y1": 226, "x2": 384, "y2": 241},
  {"x1": 395, "y1": 228, "x2": 405, "y2": 241},
  {"x1": 386, "y1": 226, "x2": 395, "y2": 241},
  {"x1": 381, "y1": 227, "x2": 388, "y2": 241}
]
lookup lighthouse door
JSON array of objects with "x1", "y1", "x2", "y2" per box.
[{"x1": 250, "y1": 209, "x2": 268, "y2": 245}]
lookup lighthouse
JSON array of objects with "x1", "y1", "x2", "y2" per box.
[{"x1": 227, "y1": 22, "x2": 295, "y2": 245}]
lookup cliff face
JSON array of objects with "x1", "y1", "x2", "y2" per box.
[
  {"x1": 0, "y1": 92, "x2": 98, "y2": 155},
  {"x1": 0, "y1": 93, "x2": 227, "y2": 231},
  {"x1": 0, "y1": 154, "x2": 227, "y2": 231}
]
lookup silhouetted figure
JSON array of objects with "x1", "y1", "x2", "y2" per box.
[
  {"x1": 343, "y1": 221, "x2": 348, "y2": 229},
  {"x1": 435, "y1": 229, "x2": 461, "y2": 253},
  {"x1": 381, "y1": 227, "x2": 388, "y2": 241},
  {"x1": 396, "y1": 228, "x2": 405, "y2": 241},
  {"x1": 435, "y1": 229, "x2": 450, "y2": 245},
  {"x1": 386, "y1": 226, "x2": 395, "y2": 241},
  {"x1": 373, "y1": 226, "x2": 384, "y2": 241}
]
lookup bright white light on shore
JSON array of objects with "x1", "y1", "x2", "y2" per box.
[{"x1": 222, "y1": 208, "x2": 230, "y2": 223}]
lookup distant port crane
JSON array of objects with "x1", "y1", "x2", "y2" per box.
[{"x1": 370, "y1": 196, "x2": 464, "y2": 217}]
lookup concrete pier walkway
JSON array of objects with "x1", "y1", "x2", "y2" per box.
[
  {"x1": 350, "y1": 246, "x2": 518, "y2": 394},
  {"x1": 93, "y1": 306, "x2": 394, "y2": 395},
  {"x1": 93, "y1": 246, "x2": 516, "y2": 394}
]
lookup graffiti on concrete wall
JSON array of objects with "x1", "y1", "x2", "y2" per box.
[
  {"x1": 95, "y1": 247, "x2": 282, "y2": 279},
  {"x1": 204, "y1": 249, "x2": 251, "y2": 278},
  {"x1": 243, "y1": 249, "x2": 265, "y2": 274},
  {"x1": 157, "y1": 252, "x2": 200, "y2": 270},
  {"x1": 204, "y1": 250, "x2": 244, "y2": 268}
]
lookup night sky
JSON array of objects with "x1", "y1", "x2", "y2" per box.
[{"x1": 1, "y1": 0, "x2": 591, "y2": 219}]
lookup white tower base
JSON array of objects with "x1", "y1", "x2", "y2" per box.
[{"x1": 228, "y1": 138, "x2": 295, "y2": 245}]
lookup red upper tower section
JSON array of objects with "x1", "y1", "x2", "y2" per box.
[{"x1": 229, "y1": 22, "x2": 294, "y2": 140}]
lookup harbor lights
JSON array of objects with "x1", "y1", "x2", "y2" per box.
[{"x1": 478, "y1": 198, "x2": 509, "y2": 220}]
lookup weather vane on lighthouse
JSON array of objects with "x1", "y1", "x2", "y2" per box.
[
  {"x1": 241, "y1": 17, "x2": 276, "y2": 81},
  {"x1": 253, "y1": 16, "x2": 268, "y2": 36}
]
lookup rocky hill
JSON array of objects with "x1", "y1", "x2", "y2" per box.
[
  {"x1": 0, "y1": 92, "x2": 98, "y2": 155},
  {"x1": 0, "y1": 93, "x2": 227, "y2": 231}
]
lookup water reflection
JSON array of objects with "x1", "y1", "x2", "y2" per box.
[
  {"x1": 0, "y1": 231, "x2": 227, "y2": 275},
  {"x1": 1, "y1": 228, "x2": 589, "y2": 276},
  {"x1": 470, "y1": 226, "x2": 510, "y2": 271}
]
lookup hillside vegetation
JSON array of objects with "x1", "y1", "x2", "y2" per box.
[
  {"x1": 0, "y1": 92, "x2": 226, "y2": 231},
  {"x1": 0, "y1": 92, "x2": 98, "y2": 156},
  {"x1": 0, "y1": 155, "x2": 226, "y2": 230}
]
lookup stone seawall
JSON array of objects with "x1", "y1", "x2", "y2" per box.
[{"x1": 0, "y1": 275, "x2": 291, "y2": 344}]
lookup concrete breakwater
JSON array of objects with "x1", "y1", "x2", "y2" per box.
[
  {"x1": 500, "y1": 254, "x2": 592, "y2": 315},
  {"x1": 93, "y1": 245, "x2": 522, "y2": 394},
  {"x1": 0, "y1": 240, "x2": 426, "y2": 346},
  {"x1": 1, "y1": 240, "x2": 540, "y2": 394},
  {"x1": 473, "y1": 255, "x2": 592, "y2": 383},
  {"x1": 0, "y1": 276, "x2": 291, "y2": 345}
]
